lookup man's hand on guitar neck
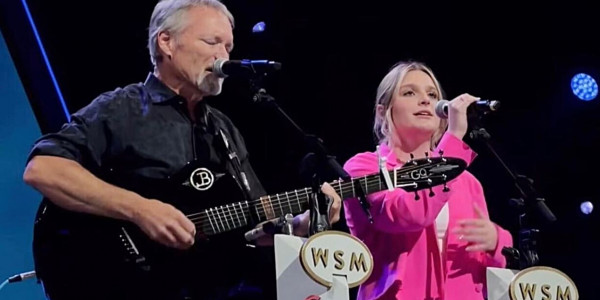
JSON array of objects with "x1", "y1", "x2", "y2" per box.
[
  {"x1": 131, "y1": 199, "x2": 196, "y2": 250},
  {"x1": 252, "y1": 182, "x2": 342, "y2": 246}
]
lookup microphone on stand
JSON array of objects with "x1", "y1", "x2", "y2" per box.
[
  {"x1": 434, "y1": 99, "x2": 500, "y2": 119},
  {"x1": 244, "y1": 214, "x2": 294, "y2": 242},
  {"x1": 244, "y1": 224, "x2": 270, "y2": 242},
  {"x1": 212, "y1": 59, "x2": 282, "y2": 78}
]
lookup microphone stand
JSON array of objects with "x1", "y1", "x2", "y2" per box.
[
  {"x1": 468, "y1": 113, "x2": 557, "y2": 270},
  {"x1": 248, "y1": 74, "x2": 368, "y2": 236}
]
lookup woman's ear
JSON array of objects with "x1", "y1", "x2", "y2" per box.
[{"x1": 376, "y1": 104, "x2": 385, "y2": 118}]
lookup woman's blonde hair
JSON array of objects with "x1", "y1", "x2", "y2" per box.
[{"x1": 373, "y1": 61, "x2": 447, "y2": 149}]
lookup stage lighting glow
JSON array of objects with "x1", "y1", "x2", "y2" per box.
[
  {"x1": 571, "y1": 73, "x2": 598, "y2": 101},
  {"x1": 580, "y1": 201, "x2": 593, "y2": 215},
  {"x1": 252, "y1": 21, "x2": 266, "y2": 33}
]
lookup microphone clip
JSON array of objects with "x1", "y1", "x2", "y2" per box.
[
  {"x1": 308, "y1": 175, "x2": 333, "y2": 236},
  {"x1": 469, "y1": 127, "x2": 491, "y2": 141}
]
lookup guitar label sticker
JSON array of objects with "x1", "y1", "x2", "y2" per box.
[
  {"x1": 190, "y1": 168, "x2": 215, "y2": 191},
  {"x1": 409, "y1": 168, "x2": 429, "y2": 180}
]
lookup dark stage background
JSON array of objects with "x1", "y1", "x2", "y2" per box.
[{"x1": 3, "y1": 0, "x2": 600, "y2": 298}]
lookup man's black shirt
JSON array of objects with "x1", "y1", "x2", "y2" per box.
[
  {"x1": 28, "y1": 73, "x2": 273, "y2": 299},
  {"x1": 28, "y1": 73, "x2": 265, "y2": 198}
]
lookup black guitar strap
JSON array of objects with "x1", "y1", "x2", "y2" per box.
[
  {"x1": 198, "y1": 104, "x2": 252, "y2": 201},
  {"x1": 216, "y1": 128, "x2": 253, "y2": 202}
]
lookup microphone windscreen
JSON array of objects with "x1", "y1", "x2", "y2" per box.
[{"x1": 435, "y1": 100, "x2": 449, "y2": 119}]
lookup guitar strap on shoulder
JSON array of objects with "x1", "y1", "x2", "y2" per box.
[
  {"x1": 217, "y1": 128, "x2": 253, "y2": 202},
  {"x1": 377, "y1": 145, "x2": 394, "y2": 191}
]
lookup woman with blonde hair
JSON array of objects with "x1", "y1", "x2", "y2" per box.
[{"x1": 343, "y1": 61, "x2": 513, "y2": 300}]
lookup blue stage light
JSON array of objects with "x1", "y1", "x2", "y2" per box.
[
  {"x1": 580, "y1": 201, "x2": 594, "y2": 215},
  {"x1": 571, "y1": 73, "x2": 598, "y2": 101},
  {"x1": 252, "y1": 21, "x2": 266, "y2": 33}
]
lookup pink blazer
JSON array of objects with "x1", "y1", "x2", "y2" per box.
[{"x1": 343, "y1": 133, "x2": 513, "y2": 300}]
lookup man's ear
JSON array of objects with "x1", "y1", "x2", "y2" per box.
[{"x1": 157, "y1": 31, "x2": 174, "y2": 60}]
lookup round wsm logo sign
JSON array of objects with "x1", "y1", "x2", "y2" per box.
[
  {"x1": 189, "y1": 168, "x2": 214, "y2": 191},
  {"x1": 299, "y1": 231, "x2": 373, "y2": 288}
]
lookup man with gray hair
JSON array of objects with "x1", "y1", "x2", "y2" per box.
[{"x1": 24, "y1": 0, "x2": 341, "y2": 299}]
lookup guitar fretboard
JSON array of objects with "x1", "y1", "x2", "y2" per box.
[{"x1": 185, "y1": 167, "x2": 423, "y2": 236}]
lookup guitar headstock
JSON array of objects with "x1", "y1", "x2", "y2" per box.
[{"x1": 393, "y1": 152, "x2": 467, "y2": 197}]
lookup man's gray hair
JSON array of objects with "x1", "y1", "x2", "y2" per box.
[{"x1": 148, "y1": 0, "x2": 234, "y2": 67}]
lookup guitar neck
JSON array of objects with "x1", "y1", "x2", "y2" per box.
[
  {"x1": 332, "y1": 172, "x2": 394, "y2": 200},
  {"x1": 251, "y1": 171, "x2": 398, "y2": 222},
  {"x1": 196, "y1": 170, "x2": 398, "y2": 236}
]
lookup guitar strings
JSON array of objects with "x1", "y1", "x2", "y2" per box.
[
  {"x1": 188, "y1": 170, "x2": 449, "y2": 234},
  {"x1": 190, "y1": 173, "x2": 449, "y2": 235},
  {"x1": 188, "y1": 161, "x2": 445, "y2": 224},
  {"x1": 190, "y1": 175, "x2": 447, "y2": 234},
  {"x1": 186, "y1": 161, "x2": 433, "y2": 221}
]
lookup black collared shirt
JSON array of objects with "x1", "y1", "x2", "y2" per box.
[
  {"x1": 28, "y1": 73, "x2": 265, "y2": 199},
  {"x1": 28, "y1": 73, "x2": 271, "y2": 298}
]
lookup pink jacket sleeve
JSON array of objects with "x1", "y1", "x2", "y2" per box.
[
  {"x1": 487, "y1": 224, "x2": 513, "y2": 267},
  {"x1": 468, "y1": 171, "x2": 514, "y2": 267},
  {"x1": 344, "y1": 133, "x2": 477, "y2": 233}
]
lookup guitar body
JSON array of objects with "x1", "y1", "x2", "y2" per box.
[
  {"x1": 31, "y1": 155, "x2": 467, "y2": 299},
  {"x1": 33, "y1": 161, "x2": 262, "y2": 300}
]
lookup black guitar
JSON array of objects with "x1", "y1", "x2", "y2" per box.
[{"x1": 33, "y1": 155, "x2": 466, "y2": 298}]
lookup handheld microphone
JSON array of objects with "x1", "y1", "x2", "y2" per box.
[
  {"x1": 212, "y1": 59, "x2": 282, "y2": 78},
  {"x1": 434, "y1": 99, "x2": 500, "y2": 119}
]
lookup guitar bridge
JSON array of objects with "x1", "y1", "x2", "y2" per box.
[
  {"x1": 119, "y1": 227, "x2": 150, "y2": 271},
  {"x1": 119, "y1": 227, "x2": 140, "y2": 256}
]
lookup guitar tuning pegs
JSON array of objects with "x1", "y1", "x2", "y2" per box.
[
  {"x1": 438, "y1": 149, "x2": 446, "y2": 162},
  {"x1": 429, "y1": 187, "x2": 435, "y2": 197},
  {"x1": 425, "y1": 152, "x2": 432, "y2": 163},
  {"x1": 443, "y1": 183, "x2": 450, "y2": 192},
  {"x1": 409, "y1": 153, "x2": 418, "y2": 165},
  {"x1": 442, "y1": 174, "x2": 450, "y2": 192},
  {"x1": 414, "y1": 191, "x2": 420, "y2": 201}
]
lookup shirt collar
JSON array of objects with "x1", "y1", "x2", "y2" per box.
[{"x1": 143, "y1": 72, "x2": 184, "y2": 104}]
